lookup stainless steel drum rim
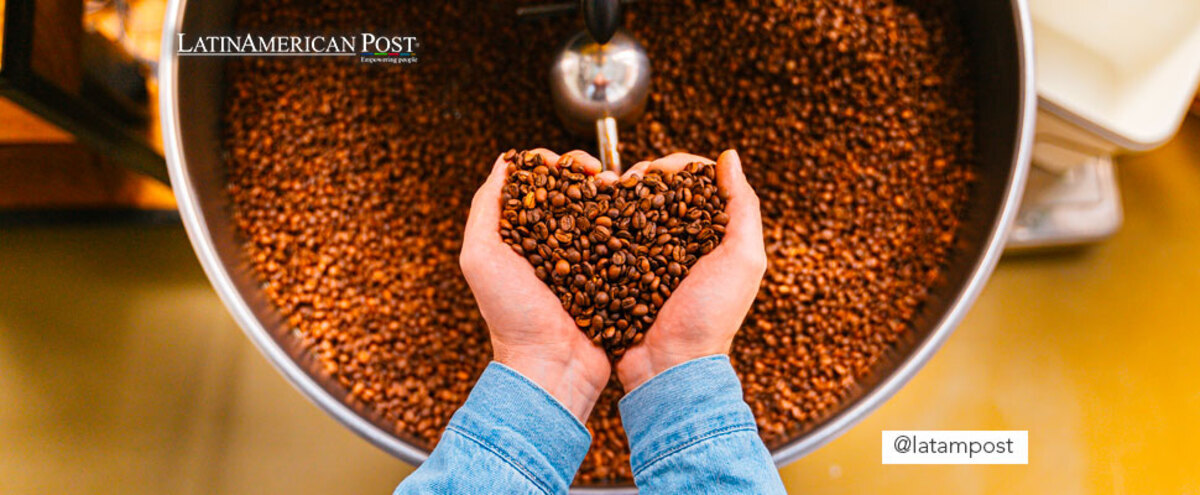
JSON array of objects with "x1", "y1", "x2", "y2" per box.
[
  {"x1": 768, "y1": 3, "x2": 1037, "y2": 464},
  {"x1": 159, "y1": 0, "x2": 1035, "y2": 491},
  {"x1": 159, "y1": 0, "x2": 429, "y2": 467}
]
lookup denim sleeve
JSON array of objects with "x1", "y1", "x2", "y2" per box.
[
  {"x1": 394, "y1": 362, "x2": 591, "y2": 495},
  {"x1": 619, "y1": 355, "x2": 786, "y2": 494}
]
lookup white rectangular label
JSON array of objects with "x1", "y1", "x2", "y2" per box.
[{"x1": 882, "y1": 430, "x2": 1028, "y2": 464}]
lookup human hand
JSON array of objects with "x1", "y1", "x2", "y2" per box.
[
  {"x1": 615, "y1": 150, "x2": 766, "y2": 391},
  {"x1": 460, "y1": 149, "x2": 612, "y2": 422}
]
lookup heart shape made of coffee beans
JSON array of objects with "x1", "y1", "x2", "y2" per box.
[{"x1": 499, "y1": 150, "x2": 728, "y2": 354}]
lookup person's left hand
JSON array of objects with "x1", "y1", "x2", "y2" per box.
[
  {"x1": 459, "y1": 149, "x2": 611, "y2": 422},
  {"x1": 614, "y1": 150, "x2": 766, "y2": 392}
]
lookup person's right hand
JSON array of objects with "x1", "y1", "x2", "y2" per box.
[
  {"x1": 615, "y1": 150, "x2": 767, "y2": 391},
  {"x1": 460, "y1": 149, "x2": 612, "y2": 422}
]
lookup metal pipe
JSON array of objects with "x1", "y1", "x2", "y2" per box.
[{"x1": 596, "y1": 116, "x2": 621, "y2": 173}]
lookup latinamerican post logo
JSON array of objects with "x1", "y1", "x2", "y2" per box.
[{"x1": 176, "y1": 33, "x2": 420, "y2": 64}]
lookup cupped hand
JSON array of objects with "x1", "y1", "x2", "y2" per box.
[
  {"x1": 459, "y1": 149, "x2": 612, "y2": 421},
  {"x1": 615, "y1": 150, "x2": 767, "y2": 391}
]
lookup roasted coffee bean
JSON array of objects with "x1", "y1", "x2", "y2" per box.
[
  {"x1": 667, "y1": 262, "x2": 683, "y2": 277},
  {"x1": 606, "y1": 237, "x2": 622, "y2": 251},
  {"x1": 555, "y1": 259, "x2": 571, "y2": 277},
  {"x1": 226, "y1": 0, "x2": 973, "y2": 485}
]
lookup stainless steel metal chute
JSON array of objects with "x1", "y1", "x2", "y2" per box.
[{"x1": 548, "y1": 0, "x2": 652, "y2": 174}]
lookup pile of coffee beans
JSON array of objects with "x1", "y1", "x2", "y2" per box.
[
  {"x1": 224, "y1": 0, "x2": 974, "y2": 485},
  {"x1": 498, "y1": 150, "x2": 725, "y2": 354}
]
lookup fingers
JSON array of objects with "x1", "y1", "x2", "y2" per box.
[
  {"x1": 625, "y1": 160, "x2": 652, "y2": 180},
  {"x1": 715, "y1": 149, "x2": 749, "y2": 199},
  {"x1": 715, "y1": 150, "x2": 764, "y2": 251},
  {"x1": 563, "y1": 150, "x2": 603, "y2": 175},
  {"x1": 595, "y1": 170, "x2": 620, "y2": 185},
  {"x1": 527, "y1": 148, "x2": 560, "y2": 169},
  {"x1": 647, "y1": 152, "x2": 714, "y2": 175}
]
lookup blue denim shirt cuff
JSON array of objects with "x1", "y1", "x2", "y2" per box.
[
  {"x1": 447, "y1": 361, "x2": 592, "y2": 492},
  {"x1": 617, "y1": 355, "x2": 760, "y2": 475}
]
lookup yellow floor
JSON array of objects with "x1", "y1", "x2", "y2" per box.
[{"x1": 2, "y1": 118, "x2": 1199, "y2": 494}]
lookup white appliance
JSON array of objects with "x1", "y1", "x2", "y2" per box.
[{"x1": 1011, "y1": 0, "x2": 1200, "y2": 248}]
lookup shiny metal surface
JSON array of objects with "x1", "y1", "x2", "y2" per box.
[
  {"x1": 596, "y1": 117, "x2": 621, "y2": 173},
  {"x1": 1008, "y1": 153, "x2": 1122, "y2": 250},
  {"x1": 549, "y1": 30, "x2": 652, "y2": 136},
  {"x1": 159, "y1": 0, "x2": 1034, "y2": 491}
]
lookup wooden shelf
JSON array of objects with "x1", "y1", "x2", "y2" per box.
[{"x1": 1, "y1": 0, "x2": 172, "y2": 225}]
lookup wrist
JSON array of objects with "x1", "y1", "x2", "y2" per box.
[
  {"x1": 493, "y1": 346, "x2": 607, "y2": 422},
  {"x1": 617, "y1": 354, "x2": 674, "y2": 392},
  {"x1": 618, "y1": 346, "x2": 729, "y2": 392}
]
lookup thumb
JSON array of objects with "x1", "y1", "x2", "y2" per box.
[
  {"x1": 464, "y1": 153, "x2": 510, "y2": 244},
  {"x1": 715, "y1": 149, "x2": 763, "y2": 248},
  {"x1": 716, "y1": 149, "x2": 748, "y2": 200}
]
